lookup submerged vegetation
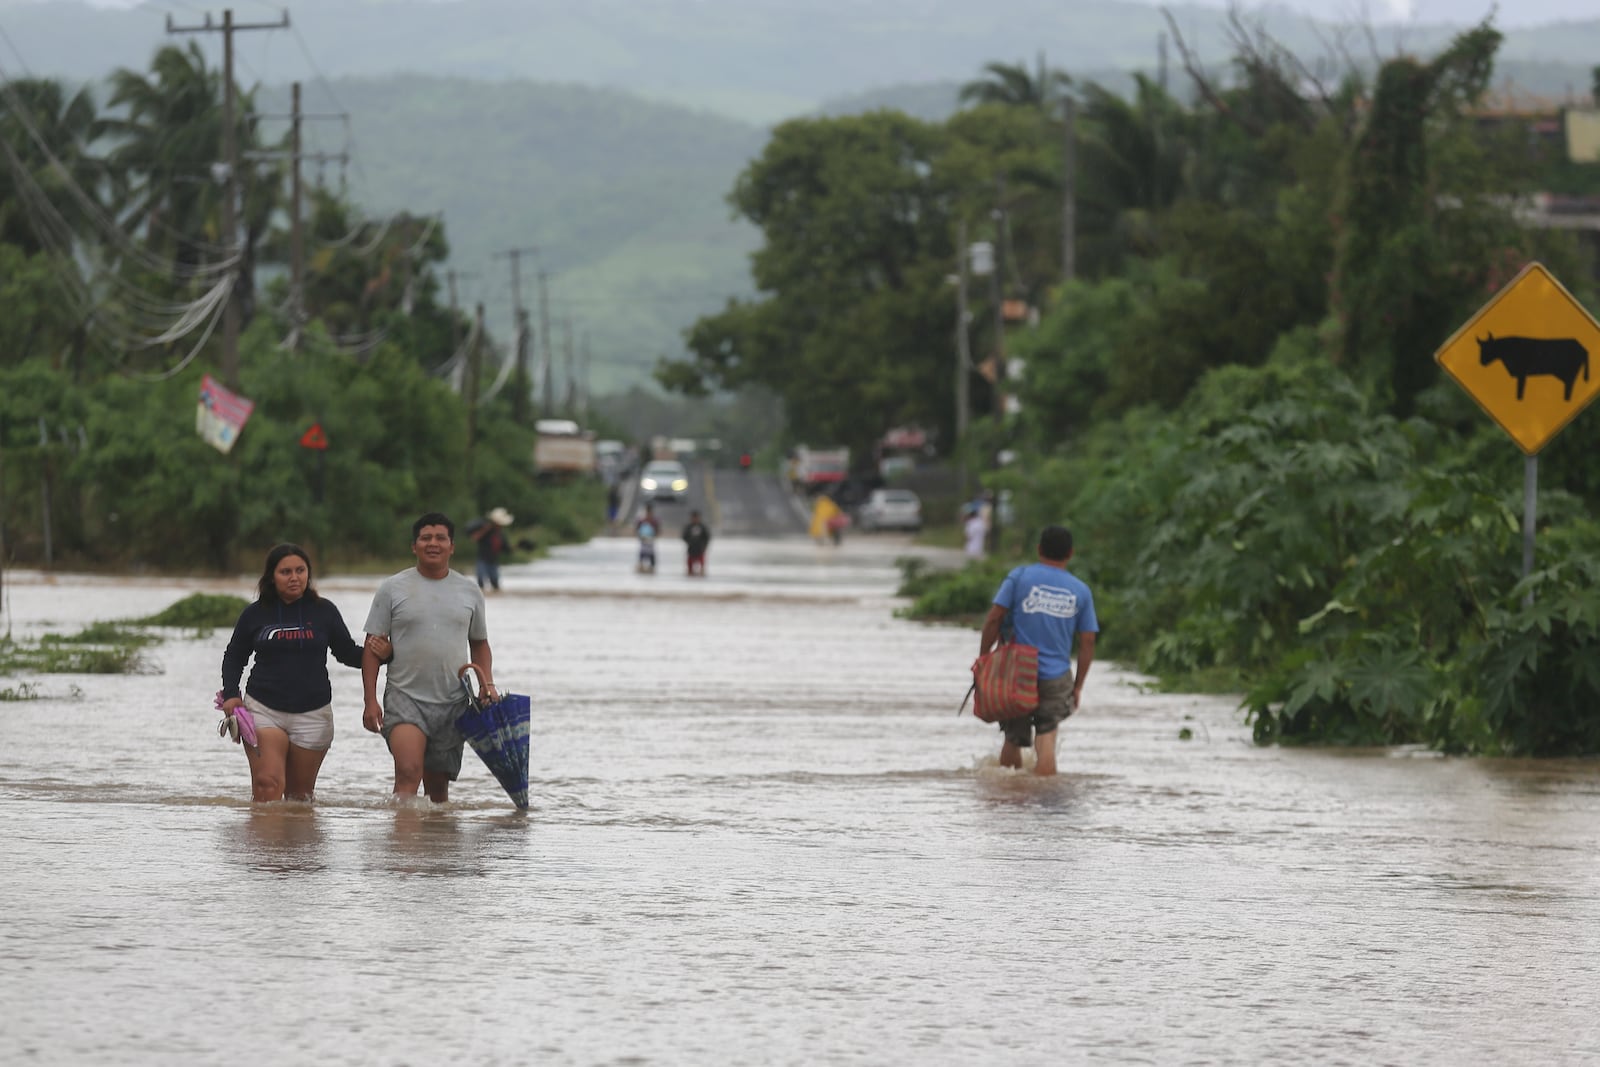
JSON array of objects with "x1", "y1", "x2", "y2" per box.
[
  {"x1": 0, "y1": 635, "x2": 151, "y2": 676},
  {"x1": 0, "y1": 591, "x2": 253, "y2": 694},
  {"x1": 133, "y1": 593, "x2": 249, "y2": 630}
]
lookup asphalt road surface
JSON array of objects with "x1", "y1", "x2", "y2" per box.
[{"x1": 624, "y1": 459, "x2": 808, "y2": 539}]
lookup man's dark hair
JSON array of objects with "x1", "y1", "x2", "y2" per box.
[
  {"x1": 412, "y1": 512, "x2": 455, "y2": 542},
  {"x1": 1038, "y1": 525, "x2": 1073, "y2": 561}
]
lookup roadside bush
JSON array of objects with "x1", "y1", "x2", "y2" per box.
[
  {"x1": 919, "y1": 346, "x2": 1600, "y2": 754},
  {"x1": 896, "y1": 560, "x2": 1011, "y2": 621}
]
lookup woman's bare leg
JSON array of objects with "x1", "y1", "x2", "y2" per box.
[
  {"x1": 245, "y1": 729, "x2": 290, "y2": 802},
  {"x1": 284, "y1": 743, "x2": 329, "y2": 801}
]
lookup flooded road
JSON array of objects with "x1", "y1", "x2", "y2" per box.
[{"x1": 2, "y1": 534, "x2": 1598, "y2": 1064}]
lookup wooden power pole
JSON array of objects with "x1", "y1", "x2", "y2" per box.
[
  {"x1": 492, "y1": 246, "x2": 538, "y2": 424},
  {"x1": 166, "y1": 8, "x2": 289, "y2": 387}
]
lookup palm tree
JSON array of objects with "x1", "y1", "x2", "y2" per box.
[
  {"x1": 102, "y1": 43, "x2": 275, "y2": 322},
  {"x1": 958, "y1": 54, "x2": 1072, "y2": 111},
  {"x1": 0, "y1": 77, "x2": 105, "y2": 255},
  {"x1": 1074, "y1": 74, "x2": 1192, "y2": 268}
]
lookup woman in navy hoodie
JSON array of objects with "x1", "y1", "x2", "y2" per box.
[{"x1": 219, "y1": 543, "x2": 388, "y2": 802}]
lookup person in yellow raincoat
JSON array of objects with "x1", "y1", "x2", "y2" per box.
[{"x1": 810, "y1": 494, "x2": 847, "y2": 545}]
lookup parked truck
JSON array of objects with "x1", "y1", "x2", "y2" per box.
[
  {"x1": 534, "y1": 419, "x2": 597, "y2": 479},
  {"x1": 789, "y1": 446, "x2": 850, "y2": 495}
]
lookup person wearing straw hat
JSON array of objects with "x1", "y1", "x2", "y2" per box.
[
  {"x1": 469, "y1": 506, "x2": 514, "y2": 593},
  {"x1": 362, "y1": 513, "x2": 498, "y2": 803},
  {"x1": 219, "y1": 543, "x2": 390, "y2": 802}
]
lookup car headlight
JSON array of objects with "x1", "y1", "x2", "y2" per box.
[
  {"x1": 641, "y1": 479, "x2": 658, "y2": 490},
  {"x1": 672, "y1": 479, "x2": 688, "y2": 491}
]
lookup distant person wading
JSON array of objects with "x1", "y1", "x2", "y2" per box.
[
  {"x1": 978, "y1": 525, "x2": 1098, "y2": 776},
  {"x1": 469, "y1": 507, "x2": 514, "y2": 593}
]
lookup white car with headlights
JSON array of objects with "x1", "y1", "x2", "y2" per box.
[
  {"x1": 854, "y1": 488, "x2": 922, "y2": 532},
  {"x1": 639, "y1": 460, "x2": 690, "y2": 503}
]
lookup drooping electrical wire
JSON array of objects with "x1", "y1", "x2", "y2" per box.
[
  {"x1": 0, "y1": 131, "x2": 235, "y2": 351},
  {"x1": 131, "y1": 275, "x2": 232, "y2": 382},
  {"x1": 287, "y1": 22, "x2": 369, "y2": 198},
  {"x1": 477, "y1": 336, "x2": 516, "y2": 404},
  {"x1": 0, "y1": 61, "x2": 242, "y2": 280},
  {"x1": 432, "y1": 311, "x2": 481, "y2": 382}
]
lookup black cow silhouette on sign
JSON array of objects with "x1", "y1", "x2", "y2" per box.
[{"x1": 1476, "y1": 333, "x2": 1591, "y2": 401}]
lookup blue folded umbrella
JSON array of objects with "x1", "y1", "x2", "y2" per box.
[{"x1": 457, "y1": 667, "x2": 531, "y2": 809}]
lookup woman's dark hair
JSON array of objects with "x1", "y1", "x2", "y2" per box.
[{"x1": 257, "y1": 543, "x2": 318, "y2": 603}]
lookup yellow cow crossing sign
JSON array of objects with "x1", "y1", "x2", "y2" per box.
[{"x1": 1434, "y1": 262, "x2": 1600, "y2": 455}]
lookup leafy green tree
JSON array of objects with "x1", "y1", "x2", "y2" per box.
[
  {"x1": 940, "y1": 103, "x2": 1067, "y2": 304},
  {"x1": 1328, "y1": 21, "x2": 1528, "y2": 416},
  {"x1": 278, "y1": 190, "x2": 455, "y2": 359},
  {"x1": 1072, "y1": 75, "x2": 1192, "y2": 273},
  {"x1": 0, "y1": 243, "x2": 77, "y2": 369},
  {"x1": 662, "y1": 112, "x2": 958, "y2": 453}
]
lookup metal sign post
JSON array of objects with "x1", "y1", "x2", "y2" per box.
[{"x1": 1435, "y1": 262, "x2": 1600, "y2": 600}]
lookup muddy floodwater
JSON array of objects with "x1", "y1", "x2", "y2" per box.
[{"x1": 2, "y1": 535, "x2": 1598, "y2": 1064}]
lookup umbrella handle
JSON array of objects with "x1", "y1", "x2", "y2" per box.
[{"x1": 458, "y1": 663, "x2": 489, "y2": 710}]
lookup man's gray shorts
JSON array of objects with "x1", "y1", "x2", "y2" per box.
[
  {"x1": 381, "y1": 689, "x2": 467, "y2": 780},
  {"x1": 1001, "y1": 673, "x2": 1077, "y2": 749}
]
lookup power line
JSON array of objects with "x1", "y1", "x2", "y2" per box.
[
  {"x1": 0, "y1": 23, "x2": 34, "y2": 77},
  {"x1": 0, "y1": 60, "x2": 241, "y2": 277},
  {"x1": 165, "y1": 7, "x2": 290, "y2": 387},
  {"x1": 286, "y1": 21, "x2": 369, "y2": 199}
]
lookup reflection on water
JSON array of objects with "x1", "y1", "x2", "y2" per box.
[
  {"x1": 220, "y1": 806, "x2": 328, "y2": 874},
  {"x1": 2, "y1": 548, "x2": 1599, "y2": 1065},
  {"x1": 376, "y1": 806, "x2": 494, "y2": 879}
]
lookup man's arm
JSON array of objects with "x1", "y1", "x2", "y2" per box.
[
  {"x1": 1073, "y1": 631, "x2": 1096, "y2": 703},
  {"x1": 469, "y1": 637, "x2": 497, "y2": 702},
  {"x1": 361, "y1": 640, "x2": 385, "y2": 733},
  {"x1": 978, "y1": 604, "x2": 1008, "y2": 657}
]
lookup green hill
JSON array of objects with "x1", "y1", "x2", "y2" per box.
[{"x1": 254, "y1": 76, "x2": 763, "y2": 392}]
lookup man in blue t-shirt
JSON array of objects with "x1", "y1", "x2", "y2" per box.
[{"x1": 978, "y1": 524, "x2": 1098, "y2": 776}]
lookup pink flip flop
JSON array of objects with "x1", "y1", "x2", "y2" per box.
[{"x1": 215, "y1": 691, "x2": 260, "y2": 749}]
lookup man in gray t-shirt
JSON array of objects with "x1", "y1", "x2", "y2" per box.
[{"x1": 362, "y1": 512, "x2": 498, "y2": 802}]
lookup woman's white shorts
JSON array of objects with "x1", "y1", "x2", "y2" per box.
[{"x1": 242, "y1": 693, "x2": 335, "y2": 751}]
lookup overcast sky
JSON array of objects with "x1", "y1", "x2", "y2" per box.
[{"x1": 54, "y1": 0, "x2": 1600, "y2": 29}]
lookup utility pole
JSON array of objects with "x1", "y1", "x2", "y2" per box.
[
  {"x1": 579, "y1": 332, "x2": 591, "y2": 414},
  {"x1": 492, "y1": 246, "x2": 538, "y2": 423},
  {"x1": 289, "y1": 81, "x2": 303, "y2": 340},
  {"x1": 465, "y1": 303, "x2": 485, "y2": 479},
  {"x1": 447, "y1": 269, "x2": 462, "y2": 352},
  {"x1": 561, "y1": 315, "x2": 579, "y2": 413},
  {"x1": 166, "y1": 8, "x2": 290, "y2": 388},
  {"x1": 537, "y1": 270, "x2": 554, "y2": 417},
  {"x1": 1061, "y1": 96, "x2": 1077, "y2": 284},
  {"x1": 955, "y1": 218, "x2": 972, "y2": 493},
  {"x1": 246, "y1": 85, "x2": 346, "y2": 352},
  {"x1": 989, "y1": 179, "x2": 1009, "y2": 556}
]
